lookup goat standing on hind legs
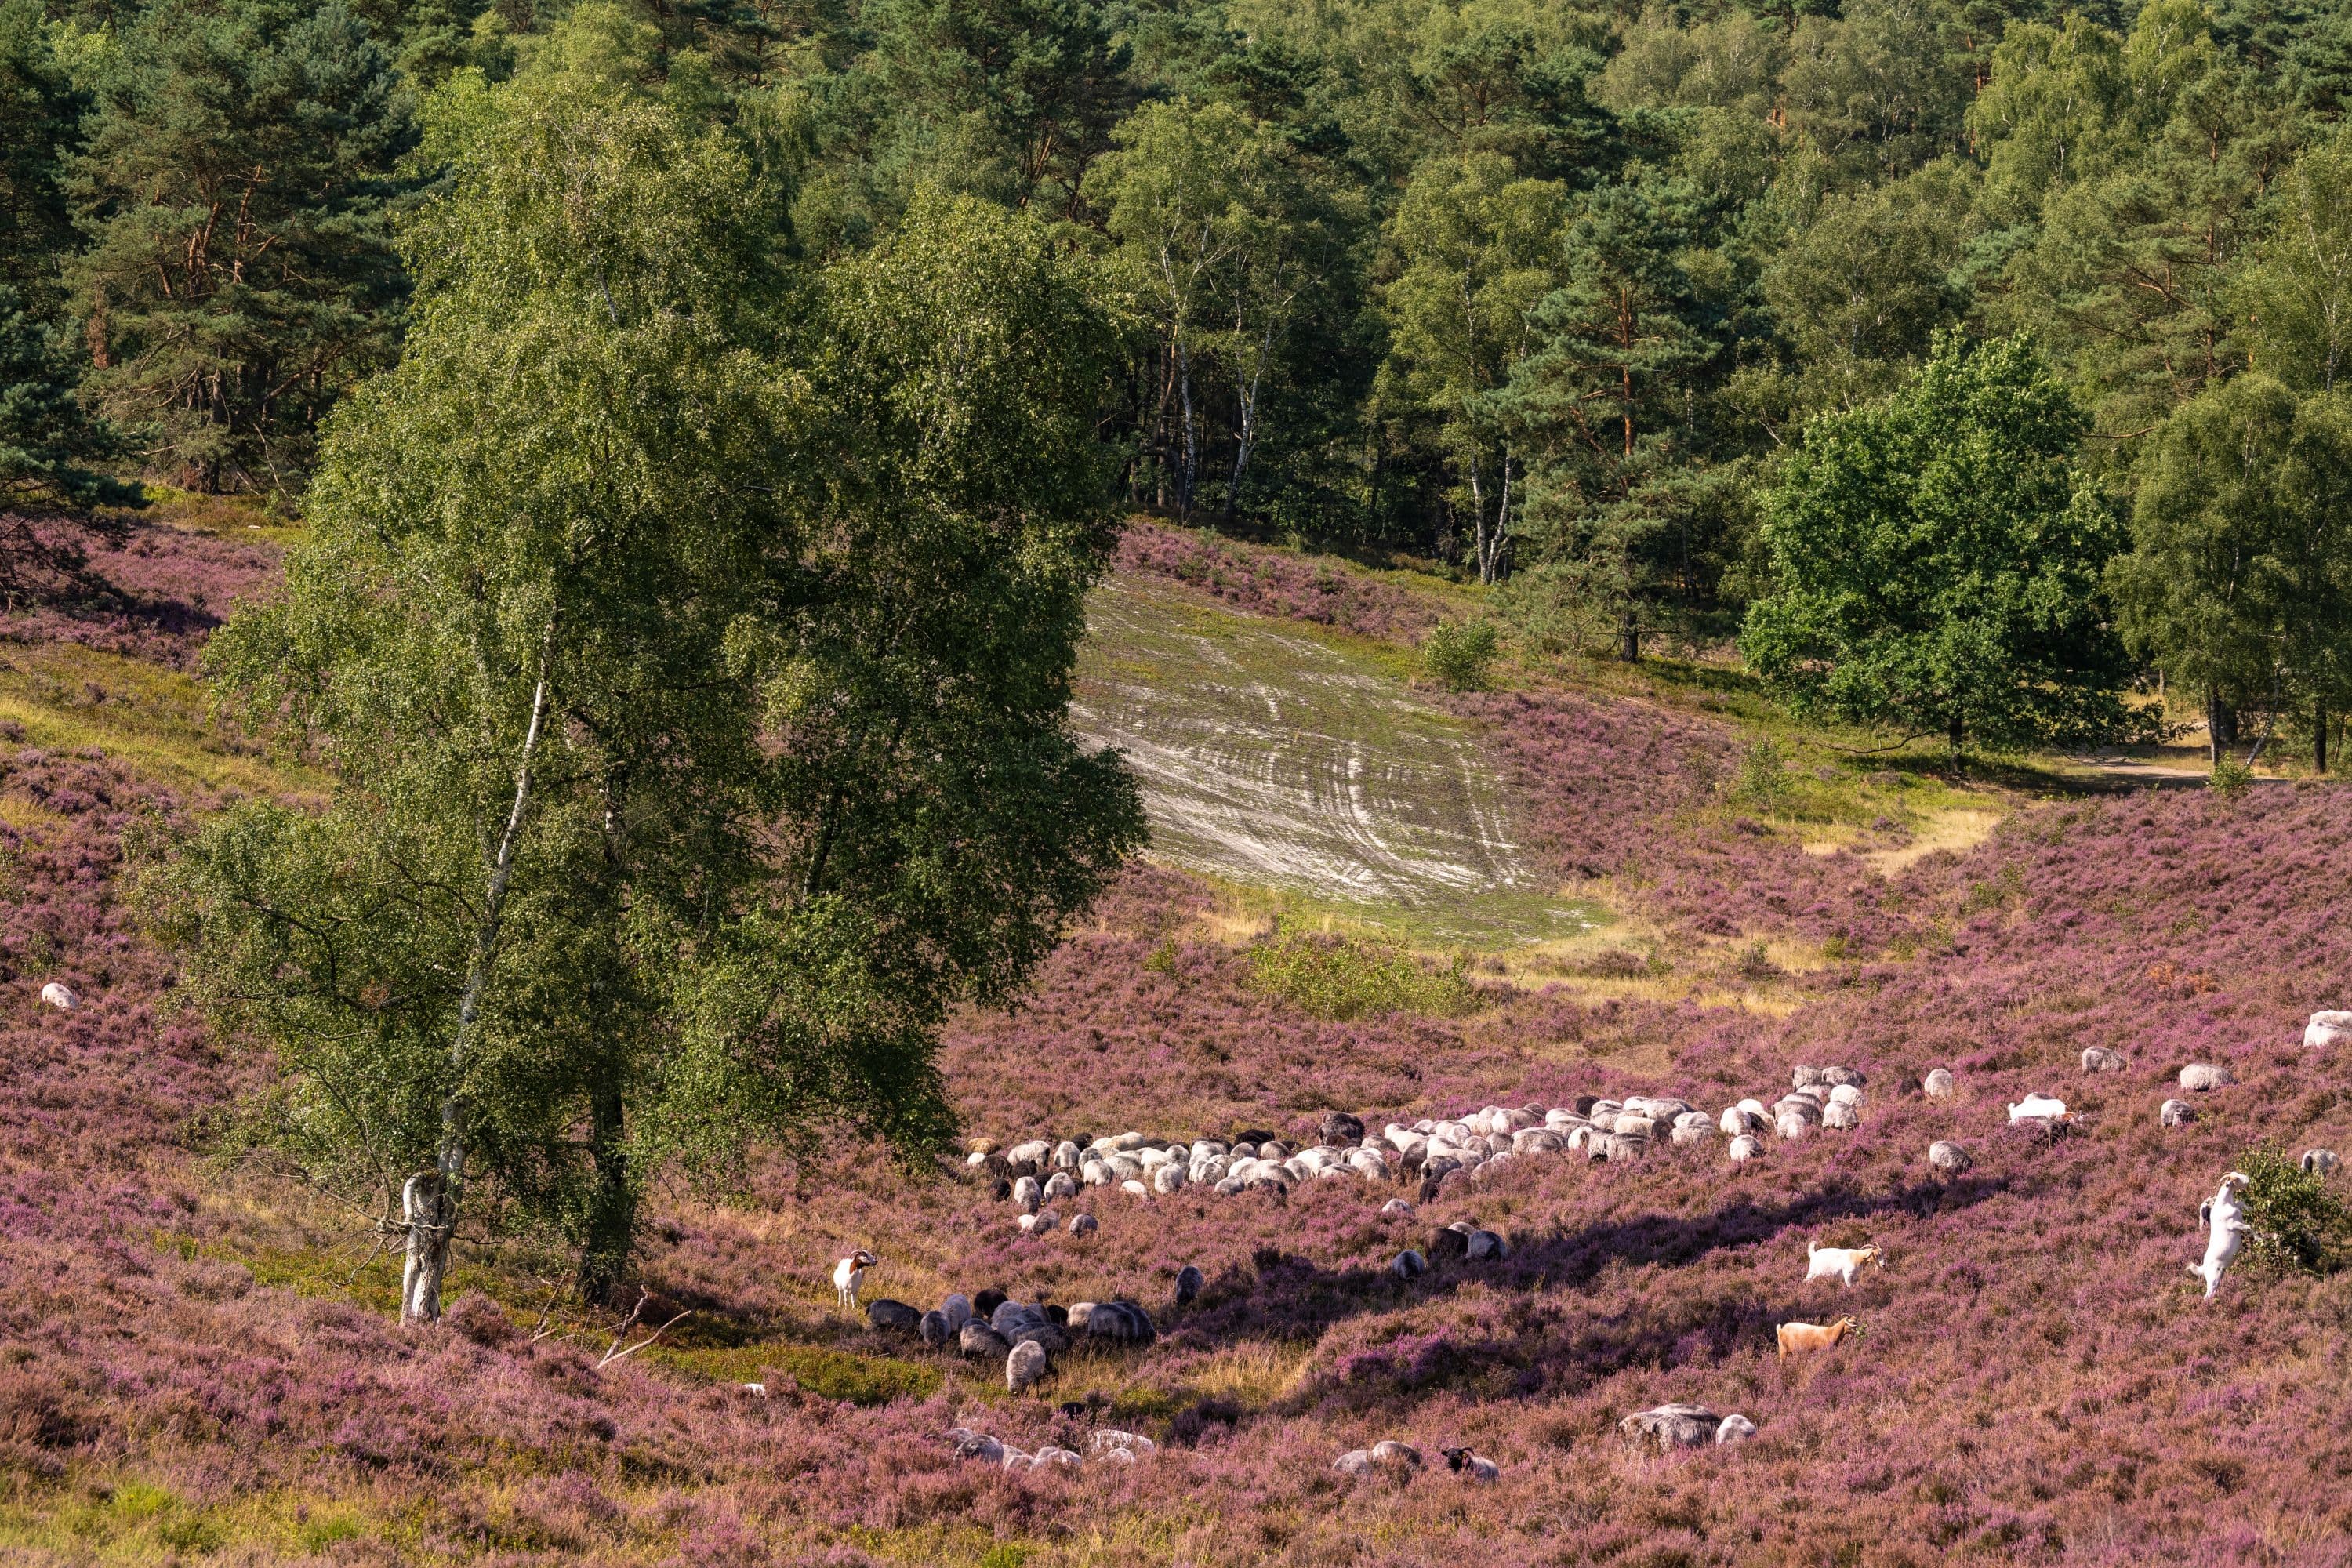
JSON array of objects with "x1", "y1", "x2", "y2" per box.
[{"x1": 2190, "y1": 1173, "x2": 2249, "y2": 1300}]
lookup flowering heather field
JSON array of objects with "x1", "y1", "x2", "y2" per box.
[
  {"x1": 2, "y1": 520, "x2": 2350, "y2": 1563},
  {"x1": 0, "y1": 512, "x2": 281, "y2": 671},
  {"x1": 1115, "y1": 519, "x2": 1444, "y2": 644}
]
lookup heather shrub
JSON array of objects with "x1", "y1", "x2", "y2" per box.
[
  {"x1": 1247, "y1": 920, "x2": 1480, "y2": 1021},
  {"x1": 1421, "y1": 620, "x2": 1499, "y2": 692},
  {"x1": 2238, "y1": 1147, "x2": 2352, "y2": 1277}
]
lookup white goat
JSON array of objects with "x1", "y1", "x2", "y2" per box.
[
  {"x1": 1805, "y1": 1240, "x2": 1885, "y2": 1287},
  {"x1": 833, "y1": 1250, "x2": 877, "y2": 1310},
  {"x1": 2190, "y1": 1172, "x2": 2250, "y2": 1300}
]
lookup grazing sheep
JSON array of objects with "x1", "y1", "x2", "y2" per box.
[
  {"x1": 1439, "y1": 1446, "x2": 1499, "y2": 1481},
  {"x1": 1775, "y1": 1316, "x2": 1859, "y2": 1356},
  {"x1": 1120, "y1": 1179, "x2": 1149, "y2": 1197},
  {"x1": 1719, "y1": 1105, "x2": 1762, "y2": 1136},
  {"x1": 1923, "y1": 1069, "x2": 1957, "y2": 1100},
  {"x1": 1152, "y1": 1163, "x2": 1188, "y2": 1196},
  {"x1": 1828, "y1": 1083, "x2": 1863, "y2": 1109},
  {"x1": 1428, "y1": 1226, "x2": 1471, "y2": 1261},
  {"x1": 1823, "y1": 1066, "x2": 1865, "y2": 1087},
  {"x1": 1715, "y1": 1414, "x2": 1757, "y2": 1445},
  {"x1": 2180, "y1": 1063, "x2": 2235, "y2": 1092},
  {"x1": 866, "y1": 1298, "x2": 922, "y2": 1334},
  {"x1": 949, "y1": 1429, "x2": 1005, "y2": 1465},
  {"x1": 1776, "y1": 1111, "x2": 1813, "y2": 1141},
  {"x1": 2190, "y1": 1171, "x2": 2250, "y2": 1299},
  {"x1": 1006, "y1": 1138, "x2": 1052, "y2": 1172},
  {"x1": 1382, "y1": 1198, "x2": 1414, "y2": 1215},
  {"x1": 1034, "y1": 1446, "x2": 1083, "y2": 1468},
  {"x1": 1792, "y1": 1065, "x2": 1824, "y2": 1089},
  {"x1": 2307, "y1": 1011, "x2": 2352, "y2": 1049},
  {"x1": 1075, "y1": 1300, "x2": 1156, "y2": 1347},
  {"x1": 2007, "y1": 1094, "x2": 2071, "y2": 1125},
  {"x1": 940, "y1": 1294, "x2": 972, "y2": 1333},
  {"x1": 974, "y1": 1288, "x2": 1008, "y2": 1319},
  {"x1": 1392, "y1": 1249, "x2": 1428, "y2": 1280},
  {"x1": 1052, "y1": 1140, "x2": 1082, "y2": 1171},
  {"x1": 1728, "y1": 1135, "x2": 1764, "y2": 1163},
  {"x1": 1822, "y1": 1100, "x2": 1860, "y2": 1131},
  {"x1": 960, "y1": 1321, "x2": 1012, "y2": 1359},
  {"x1": 920, "y1": 1310, "x2": 950, "y2": 1348},
  {"x1": 2303, "y1": 1149, "x2": 2339, "y2": 1175},
  {"x1": 1333, "y1": 1449, "x2": 1376, "y2": 1476},
  {"x1": 1068, "y1": 1213, "x2": 1098, "y2": 1236},
  {"x1": 1320, "y1": 1111, "x2": 1367, "y2": 1145},
  {"x1": 1465, "y1": 1229, "x2": 1507, "y2": 1262},
  {"x1": 1805, "y1": 1242, "x2": 1885, "y2": 1287},
  {"x1": 38, "y1": 982, "x2": 77, "y2": 1012},
  {"x1": 833, "y1": 1250, "x2": 877, "y2": 1311},
  {"x1": 1007, "y1": 1339, "x2": 1050, "y2": 1394},
  {"x1": 1619, "y1": 1404, "x2": 1722, "y2": 1452},
  {"x1": 1043, "y1": 1171, "x2": 1077, "y2": 1200},
  {"x1": 1370, "y1": 1440, "x2": 1424, "y2": 1473},
  {"x1": 2161, "y1": 1099, "x2": 2197, "y2": 1127},
  {"x1": 2081, "y1": 1047, "x2": 2126, "y2": 1074},
  {"x1": 1016, "y1": 1207, "x2": 1059, "y2": 1234},
  {"x1": 1174, "y1": 1265, "x2": 1205, "y2": 1307},
  {"x1": 1090, "y1": 1429, "x2": 1156, "y2": 1457},
  {"x1": 1928, "y1": 1140, "x2": 1973, "y2": 1174}
]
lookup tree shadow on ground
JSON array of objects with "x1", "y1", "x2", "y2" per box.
[{"x1": 1156, "y1": 1172, "x2": 2013, "y2": 1413}]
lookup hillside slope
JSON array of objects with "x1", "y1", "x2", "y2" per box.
[{"x1": 0, "y1": 511, "x2": 2347, "y2": 1566}]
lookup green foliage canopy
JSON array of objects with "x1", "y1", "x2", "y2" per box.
[{"x1": 1742, "y1": 331, "x2": 2135, "y2": 751}]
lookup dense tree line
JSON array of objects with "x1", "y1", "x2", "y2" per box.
[{"x1": 9, "y1": 0, "x2": 2352, "y2": 753}]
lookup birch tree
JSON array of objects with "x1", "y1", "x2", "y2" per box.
[{"x1": 153, "y1": 53, "x2": 1141, "y2": 1319}]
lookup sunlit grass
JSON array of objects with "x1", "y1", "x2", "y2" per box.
[{"x1": 0, "y1": 641, "x2": 324, "y2": 799}]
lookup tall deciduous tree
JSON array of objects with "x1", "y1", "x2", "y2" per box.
[
  {"x1": 2111, "y1": 375, "x2": 2352, "y2": 768},
  {"x1": 1743, "y1": 330, "x2": 2135, "y2": 752},
  {"x1": 67, "y1": 0, "x2": 418, "y2": 492},
  {"x1": 153, "y1": 53, "x2": 1141, "y2": 1319}
]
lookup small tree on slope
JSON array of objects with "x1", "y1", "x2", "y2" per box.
[
  {"x1": 1740, "y1": 331, "x2": 2136, "y2": 756},
  {"x1": 150, "y1": 56, "x2": 1142, "y2": 1319}
]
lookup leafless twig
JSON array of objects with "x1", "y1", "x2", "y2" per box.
[{"x1": 596, "y1": 1289, "x2": 690, "y2": 1368}]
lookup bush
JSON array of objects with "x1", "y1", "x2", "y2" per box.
[
  {"x1": 2210, "y1": 755, "x2": 2254, "y2": 799},
  {"x1": 1732, "y1": 739, "x2": 1794, "y2": 812},
  {"x1": 2238, "y1": 1147, "x2": 2352, "y2": 1276},
  {"x1": 1422, "y1": 620, "x2": 1499, "y2": 692},
  {"x1": 1247, "y1": 920, "x2": 1481, "y2": 1021}
]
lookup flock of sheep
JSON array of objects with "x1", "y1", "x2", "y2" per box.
[{"x1": 887, "y1": 1009, "x2": 2351, "y2": 1479}]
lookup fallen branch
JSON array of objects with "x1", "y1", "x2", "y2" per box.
[
  {"x1": 597, "y1": 1289, "x2": 690, "y2": 1368},
  {"x1": 526, "y1": 1281, "x2": 566, "y2": 1344}
]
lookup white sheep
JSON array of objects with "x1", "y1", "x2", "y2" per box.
[
  {"x1": 1007, "y1": 1339, "x2": 1050, "y2": 1394},
  {"x1": 1012, "y1": 1175, "x2": 1042, "y2": 1213},
  {"x1": 2007, "y1": 1094, "x2": 2071, "y2": 1125},
  {"x1": 2306, "y1": 1011, "x2": 2352, "y2": 1049},
  {"x1": 2081, "y1": 1047, "x2": 2126, "y2": 1074},
  {"x1": 1927, "y1": 1140, "x2": 1972, "y2": 1174},
  {"x1": 2190, "y1": 1171, "x2": 2250, "y2": 1299},
  {"x1": 1728, "y1": 1135, "x2": 1765, "y2": 1163},
  {"x1": 1068, "y1": 1213, "x2": 1098, "y2": 1236},
  {"x1": 1715, "y1": 1414, "x2": 1758, "y2": 1444},
  {"x1": 38, "y1": 982, "x2": 77, "y2": 1012},
  {"x1": 1043, "y1": 1171, "x2": 1077, "y2": 1200},
  {"x1": 1006, "y1": 1138, "x2": 1051, "y2": 1170},
  {"x1": 1922, "y1": 1069, "x2": 1956, "y2": 1100},
  {"x1": 2179, "y1": 1063, "x2": 2235, "y2": 1092},
  {"x1": 2161, "y1": 1098, "x2": 2197, "y2": 1127},
  {"x1": 1822, "y1": 1101, "x2": 1859, "y2": 1131},
  {"x1": 2303, "y1": 1149, "x2": 2340, "y2": 1176},
  {"x1": 833, "y1": 1250, "x2": 877, "y2": 1310}
]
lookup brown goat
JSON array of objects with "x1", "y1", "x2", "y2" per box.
[{"x1": 1775, "y1": 1315, "x2": 1859, "y2": 1356}]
